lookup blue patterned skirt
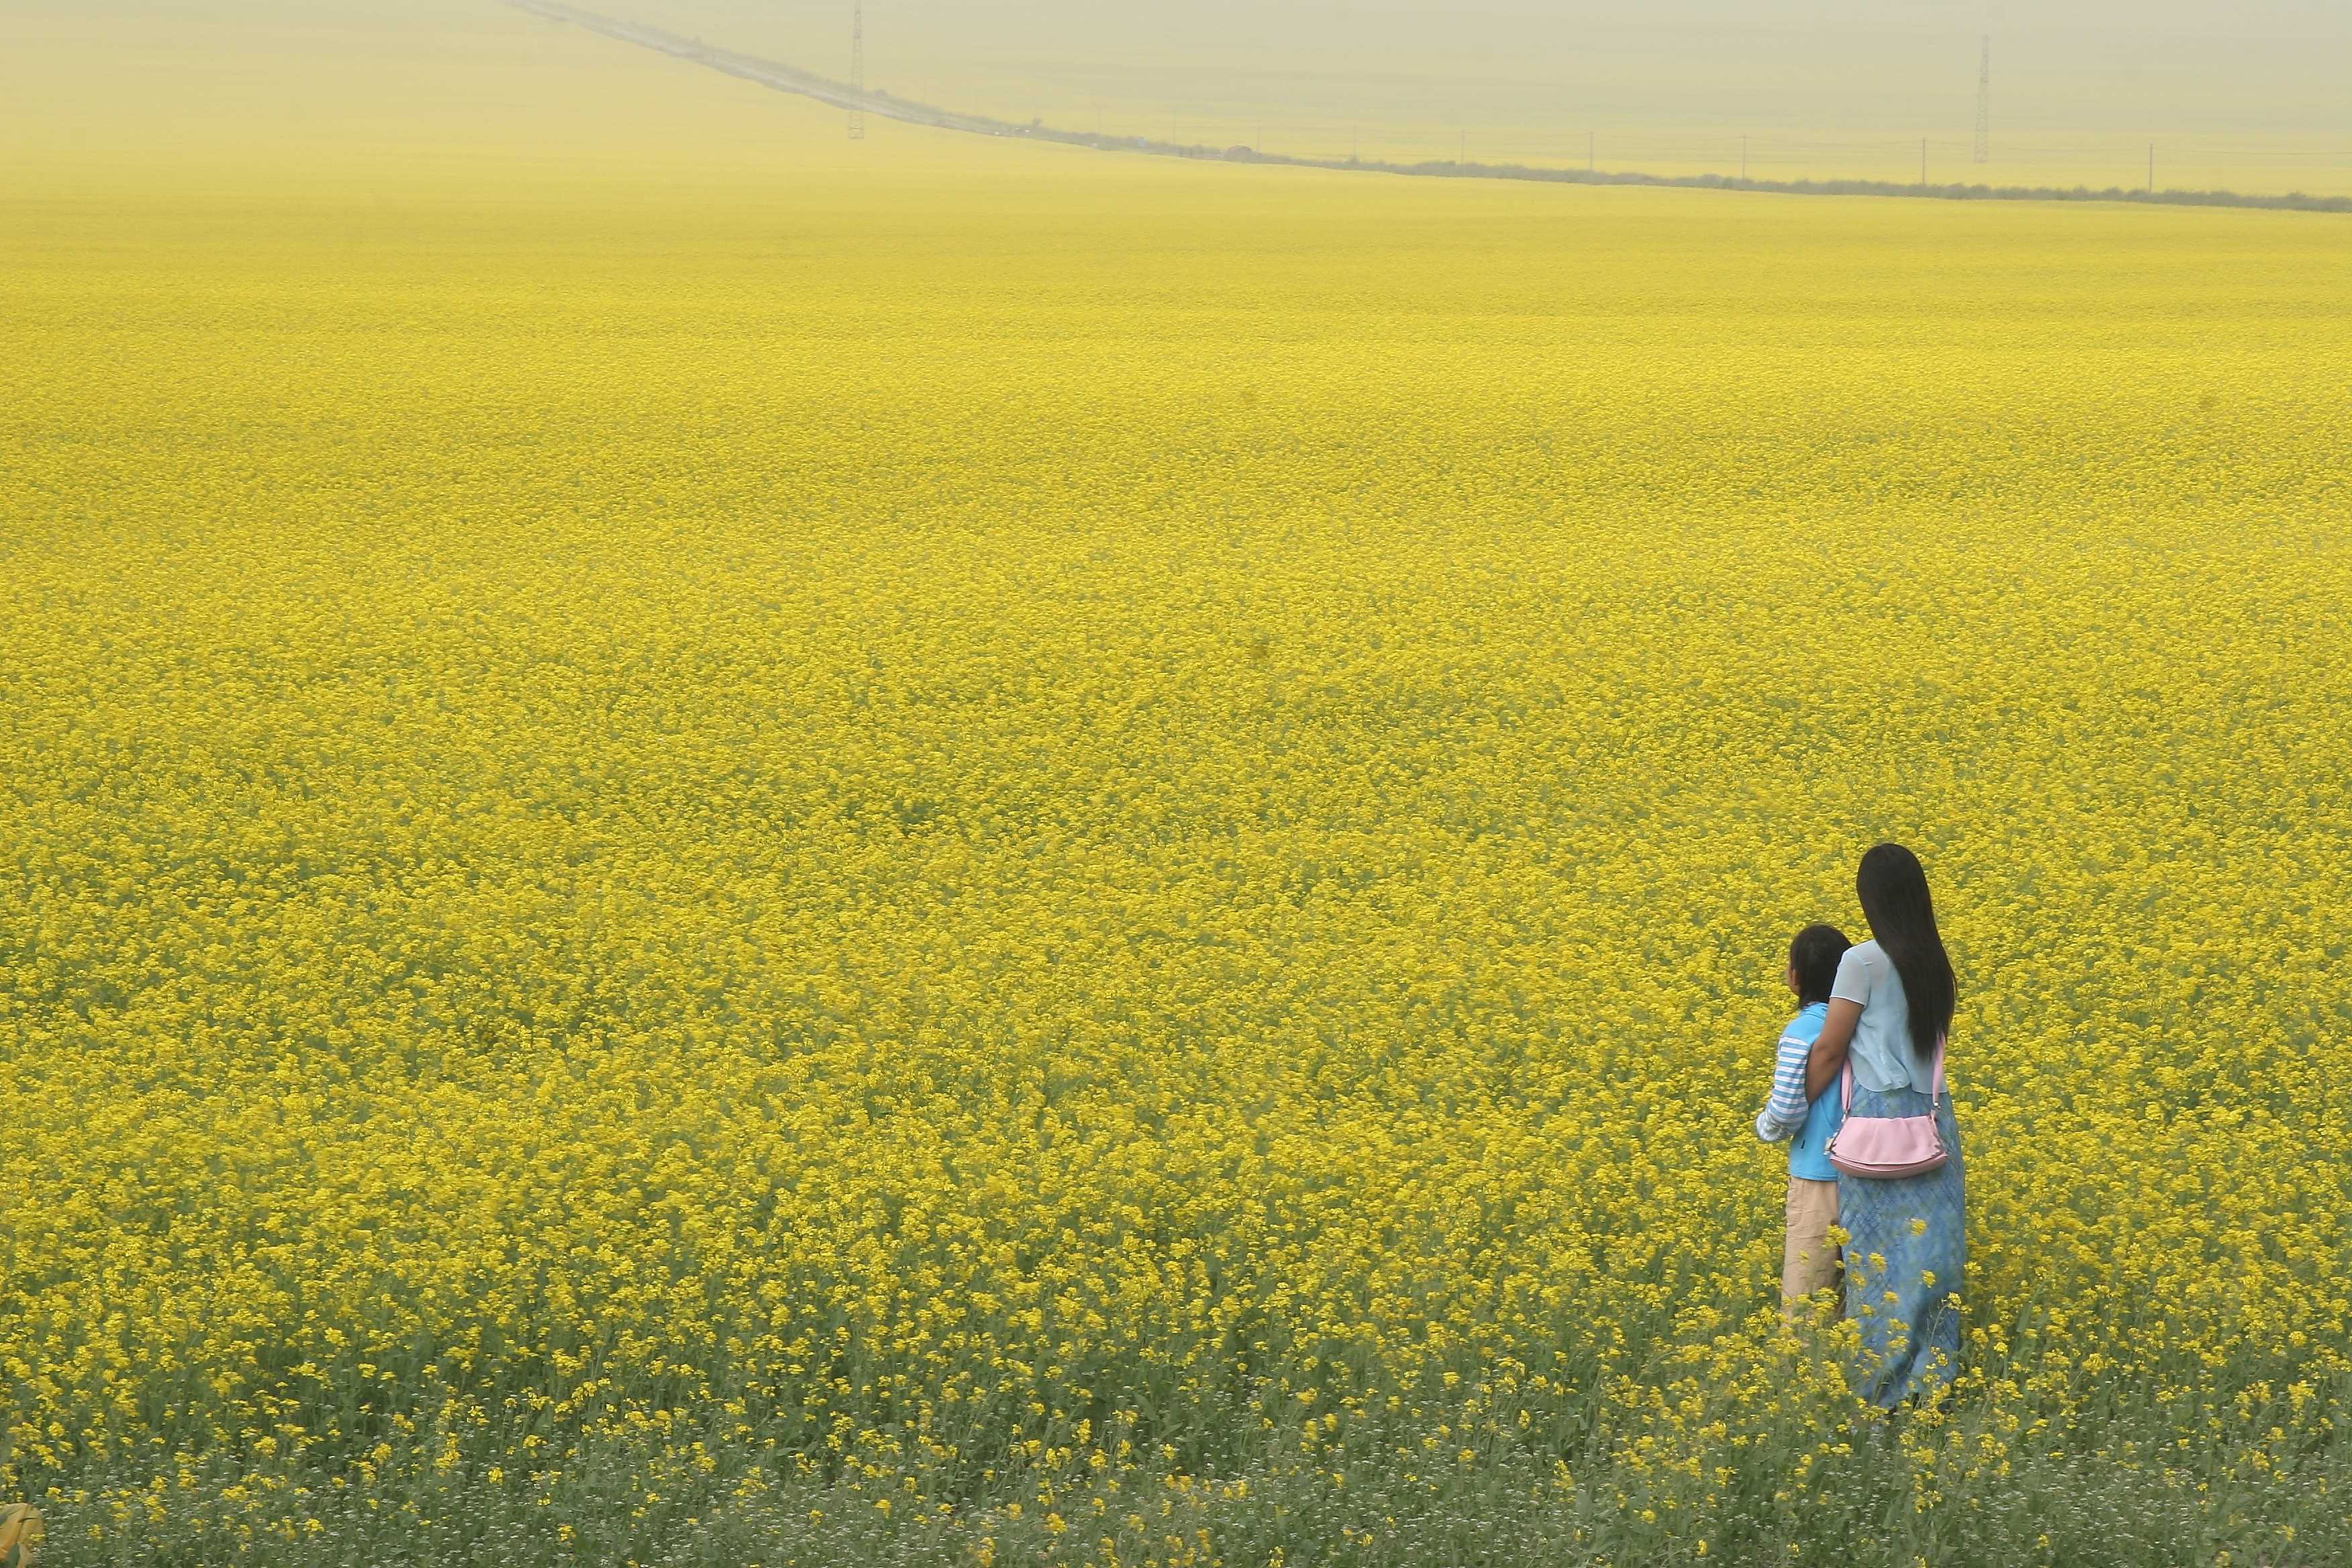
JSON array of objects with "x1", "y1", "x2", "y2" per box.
[{"x1": 1835, "y1": 1085, "x2": 1966, "y2": 1407}]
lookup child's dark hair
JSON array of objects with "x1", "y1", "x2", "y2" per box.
[{"x1": 1788, "y1": 923, "x2": 1852, "y2": 1006}]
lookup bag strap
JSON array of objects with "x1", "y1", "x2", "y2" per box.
[{"x1": 1843, "y1": 1035, "x2": 1947, "y2": 1113}]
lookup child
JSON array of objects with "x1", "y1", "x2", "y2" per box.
[{"x1": 1755, "y1": 922, "x2": 1853, "y2": 1306}]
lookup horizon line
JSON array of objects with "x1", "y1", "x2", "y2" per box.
[{"x1": 502, "y1": 0, "x2": 2352, "y2": 216}]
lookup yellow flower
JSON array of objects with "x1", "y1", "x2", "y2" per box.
[{"x1": 5, "y1": 32, "x2": 2347, "y2": 1557}]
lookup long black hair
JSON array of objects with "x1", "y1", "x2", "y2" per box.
[{"x1": 1855, "y1": 843, "x2": 1954, "y2": 1061}]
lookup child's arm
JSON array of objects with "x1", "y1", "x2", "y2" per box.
[{"x1": 1755, "y1": 1029, "x2": 1814, "y2": 1142}]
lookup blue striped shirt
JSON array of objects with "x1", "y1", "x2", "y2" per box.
[{"x1": 1755, "y1": 1001, "x2": 1843, "y2": 1182}]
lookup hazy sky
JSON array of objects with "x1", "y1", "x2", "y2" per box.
[
  {"x1": 634, "y1": 0, "x2": 2352, "y2": 140},
  {"x1": 7, "y1": 1, "x2": 2345, "y2": 193}
]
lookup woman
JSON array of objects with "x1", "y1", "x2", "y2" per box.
[{"x1": 1804, "y1": 842, "x2": 1966, "y2": 1406}]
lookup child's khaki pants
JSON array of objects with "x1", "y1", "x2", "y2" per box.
[{"x1": 1781, "y1": 1175, "x2": 1841, "y2": 1305}]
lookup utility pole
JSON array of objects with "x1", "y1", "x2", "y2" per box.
[
  {"x1": 1974, "y1": 34, "x2": 1990, "y2": 163},
  {"x1": 846, "y1": 1, "x2": 865, "y2": 140}
]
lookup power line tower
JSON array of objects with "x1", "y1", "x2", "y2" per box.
[
  {"x1": 848, "y1": 1, "x2": 865, "y2": 140},
  {"x1": 1973, "y1": 34, "x2": 1990, "y2": 163}
]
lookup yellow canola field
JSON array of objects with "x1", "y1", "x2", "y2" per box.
[{"x1": 3, "y1": 3, "x2": 2351, "y2": 1563}]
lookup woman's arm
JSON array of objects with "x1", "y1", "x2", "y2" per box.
[{"x1": 1804, "y1": 998, "x2": 1863, "y2": 1100}]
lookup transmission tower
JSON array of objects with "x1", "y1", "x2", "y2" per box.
[
  {"x1": 1973, "y1": 34, "x2": 1990, "y2": 163},
  {"x1": 848, "y1": 1, "x2": 866, "y2": 140}
]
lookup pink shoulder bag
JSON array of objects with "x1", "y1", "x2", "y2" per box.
[{"x1": 1825, "y1": 1037, "x2": 1948, "y2": 1179}]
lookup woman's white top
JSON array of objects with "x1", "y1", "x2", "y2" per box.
[{"x1": 1830, "y1": 940, "x2": 1937, "y2": 1094}]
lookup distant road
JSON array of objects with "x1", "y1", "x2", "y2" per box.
[
  {"x1": 503, "y1": 0, "x2": 2350, "y2": 214},
  {"x1": 504, "y1": 0, "x2": 1021, "y2": 139}
]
